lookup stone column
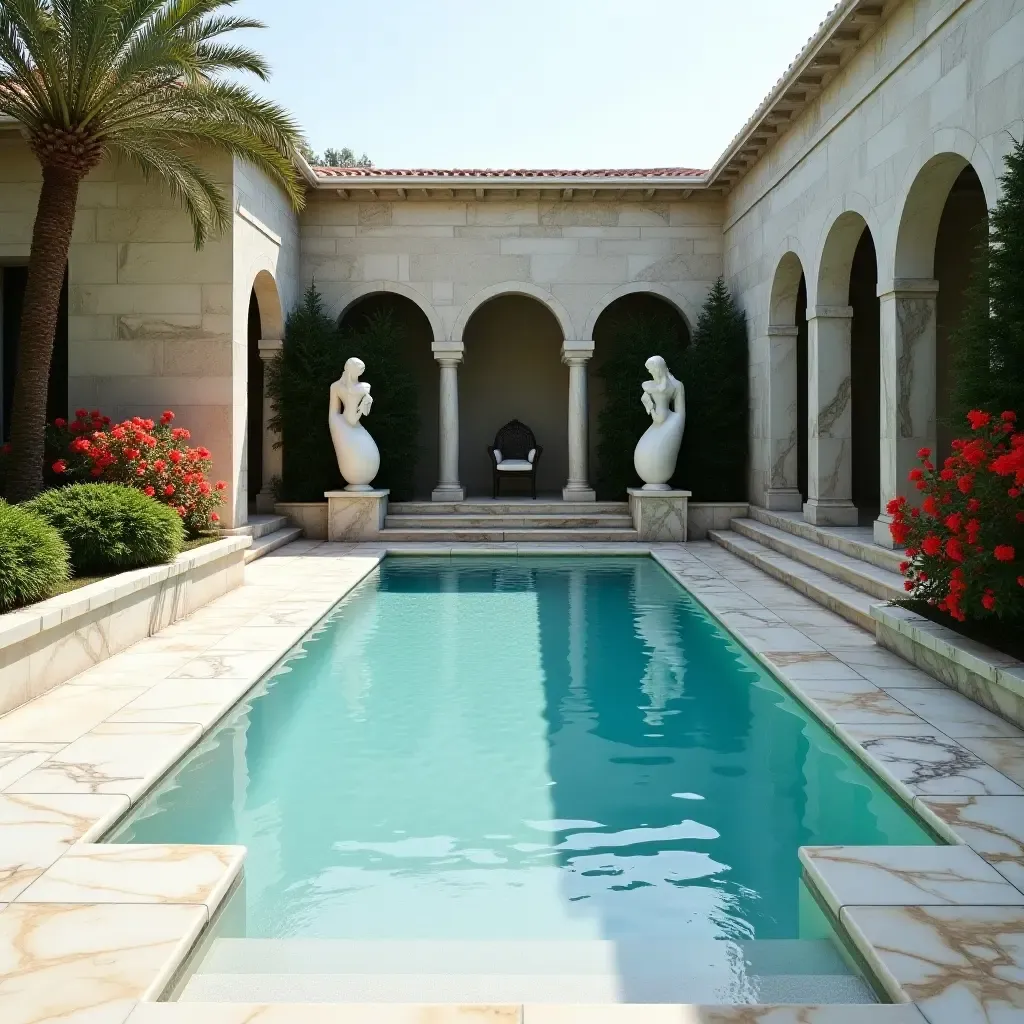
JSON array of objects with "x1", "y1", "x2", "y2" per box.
[
  {"x1": 875, "y1": 279, "x2": 939, "y2": 547},
  {"x1": 255, "y1": 338, "x2": 283, "y2": 514},
  {"x1": 432, "y1": 342, "x2": 465, "y2": 501},
  {"x1": 562, "y1": 344, "x2": 596, "y2": 501},
  {"x1": 804, "y1": 305, "x2": 858, "y2": 526},
  {"x1": 764, "y1": 324, "x2": 802, "y2": 511}
]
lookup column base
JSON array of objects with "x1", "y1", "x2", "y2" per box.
[
  {"x1": 764, "y1": 487, "x2": 804, "y2": 512},
  {"x1": 255, "y1": 488, "x2": 276, "y2": 514},
  {"x1": 562, "y1": 485, "x2": 596, "y2": 502},
  {"x1": 325, "y1": 489, "x2": 388, "y2": 542},
  {"x1": 803, "y1": 498, "x2": 859, "y2": 527},
  {"x1": 873, "y1": 513, "x2": 903, "y2": 549},
  {"x1": 431, "y1": 485, "x2": 465, "y2": 502},
  {"x1": 628, "y1": 487, "x2": 691, "y2": 542}
]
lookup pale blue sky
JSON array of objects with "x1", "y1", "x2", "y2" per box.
[{"x1": 239, "y1": 0, "x2": 838, "y2": 170}]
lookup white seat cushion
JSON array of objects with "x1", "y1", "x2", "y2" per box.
[
  {"x1": 495, "y1": 459, "x2": 533, "y2": 472},
  {"x1": 492, "y1": 449, "x2": 503, "y2": 463},
  {"x1": 528, "y1": 448, "x2": 537, "y2": 463}
]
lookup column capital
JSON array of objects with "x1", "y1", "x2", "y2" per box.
[
  {"x1": 257, "y1": 338, "x2": 283, "y2": 362},
  {"x1": 561, "y1": 340, "x2": 594, "y2": 365},
  {"x1": 766, "y1": 324, "x2": 800, "y2": 337},
  {"x1": 431, "y1": 340, "x2": 464, "y2": 365},
  {"x1": 876, "y1": 278, "x2": 940, "y2": 299},
  {"x1": 806, "y1": 305, "x2": 853, "y2": 321}
]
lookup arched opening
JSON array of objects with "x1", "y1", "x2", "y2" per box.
[
  {"x1": 246, "y1": 291, "x2": 263, "y2": 511},
  {"x1": 934, "y1": 165, "x2": 988, "y2": 457},
  {"x1": 849, "y1": 228, "x2": 880, "y2": 518},
  {"x1": 461, "y1": 294, "x2": 567, "y2": 497},
  {"x1": 338, "y1": 292, "x2": 437, "y2": 499},
  {"x1": 766, "y1": 253, "x2": 807, "y2": 509},
  {"x1": 590, "y1": 292, "x2": 690, "y2": 495}
]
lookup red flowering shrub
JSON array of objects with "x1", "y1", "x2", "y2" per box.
[
  {"x1": 891, "y1": 410, "x2": 1024, "y2": 622},
  {"x1": 43, "y1": 409, "x2": 225, "y2": 536}
]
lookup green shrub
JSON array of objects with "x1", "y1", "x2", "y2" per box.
[
  {"x1": 0, "y1": 501, "x2": 70, "y2": 611},
  {"x1": 266, "y1": 284, "x2": 420, "y2": 500},
  {"x1": 27, "y1": 483, "x2": 184, "y2": 575}
]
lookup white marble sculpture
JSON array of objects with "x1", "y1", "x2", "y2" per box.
[
  {"x1": 329, "y1": 357, "x2": 380, "y2": 490},
  {"x1": 634, "y1": 355, "x2": 685, "y2": 490}
]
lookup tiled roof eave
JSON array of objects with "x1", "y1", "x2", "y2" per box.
[{"x1": 312, "y1": 173, "x2": 709, "y2": 190}]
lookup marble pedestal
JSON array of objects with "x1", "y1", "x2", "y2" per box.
[
  {"x1": 325, "y1": 489, "x2": 388, "y2": 542},
  {"x1": 628, "y1": 488, "x2": 691, "y2": 542}
]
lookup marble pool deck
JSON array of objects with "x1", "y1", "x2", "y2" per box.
[{"x1": 0, "y1": 538, "x2": 1022, "y2": 1024}]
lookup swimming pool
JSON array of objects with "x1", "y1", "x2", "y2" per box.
[{"x1": 112, "y1": 557, "x2": 933, "y2": 1002}]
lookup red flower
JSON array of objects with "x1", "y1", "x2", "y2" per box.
[
  {"x1": 210, "y1": 512, "x2": 219, "y2": 522},
  {"x1": 143, "y1": 485, "x2": 155, "y2": 496},
  {"x1": 1002, "y1": 411, "x2": 1017, "y2": 422},
  {"x1": 923, "y1": 495, "x2": 939, "y2": 516},
  {"x1": 967, "y1": 410, "x2": 991, "y2": 430},
  {"x1": 1, "y1": 444, "x2": 10, "y2": 456},
  {"x1": 982, "y1": 592, "x2": 996, "y2": 611},
  {"x1": 917, "y1": 447, "x2": 931, "y2": 459},
  {"x1": 169, "y1": 449, "x2": 182, "y2": 464},
  {"x1": 944, "y1": 513, "x2": 962, "y2": 533},
  {"x1": 899, "y1": 561, "x2": 910, "y2": 573},
  {"x1": 53, "y1": 417, "x2": 66, "y2": 428},
  {"x1": 215, "y1": 480, "x2": 226, "y2": 490},
  {"x1": 161, "y1": 410, "x2": 175, "y2": 424},
  {"x1": 946, "y1": 537, "x2": 964, "y2": 562},
  {"x1": 163, "y1": 484, "x2": 175, "y2": 496},
  {"x1": 90, "y1": 466, "x2": 102, "y2": 477},
  {"x1": 153, "y1": 459, "x2": 166, "y2": 472},
  {"x1": 904, "y1": 580, "x2": 914, "y2": 592},
  {"x1": 957, "y1": 474, "x2": 974, "y2": 494},
  {"x1": 908, "y1": 468, "x2": 924, "y2": 481},
  {"x1": 75, "y1": 408, "x2": 88, "y2": 419},
  {"x1": 51, "y1": 460, "x2": 66, "y2": 473},
  {"x1": 921, "y1": 534, "x2": 942, "y2": 556},
  {"x1": 994, "y1": 545, "x2": 1016, "y2": 562}
]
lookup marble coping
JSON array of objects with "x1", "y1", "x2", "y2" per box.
[
  {"x1": 0, "y1": 536, "x2": 251, "y2": 719},
  {"x1": 872, "y1": 603, "x2": 1024, "y2": 730},
  {"x1": 0, "y1": 539, "x2": 1022, "y2": 1023}
]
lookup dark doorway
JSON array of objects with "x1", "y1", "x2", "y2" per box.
[
  {"x1": 849, "y1": 229, "x2": 880, "y2": 521},
  {"x1": 247, "y1": 291, "x2": 263, "y2": 510},
  {"x1": 796, "y1": 275, "x2": 808, "y2": 502}
]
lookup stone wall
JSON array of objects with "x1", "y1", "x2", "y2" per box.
[{"x1": 723, "y1": 0, "x2": 1024, "y2": 510}]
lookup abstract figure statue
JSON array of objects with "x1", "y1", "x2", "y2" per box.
[
  {"x1": 329, "y1": 357, "x2": 380, "y2": 490},
  {"x1": 634, "y1": 355, "x2": 685, "y2": 490}
]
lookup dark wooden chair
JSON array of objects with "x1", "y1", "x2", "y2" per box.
[{"x1": 487, "y1": 419, "x2": 543, "y2": 499}]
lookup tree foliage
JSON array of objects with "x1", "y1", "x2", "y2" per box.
[
  {"x1": 950, "y1": 137, "x2": 1024, "y2": 422},
  {"x1": 267, "y1": 285, "x2": 420, "y2": 501},
  {"x1": 299, "y1": 142, "x2": 372, "y2": 168}
]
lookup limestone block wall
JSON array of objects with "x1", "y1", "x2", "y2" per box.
[
  {"x1": 724, "y1": 0, "x2": 1024, "y2": 506},
  {"x1": 300, "y1": 195, "x2": 724, "y2": 344}
]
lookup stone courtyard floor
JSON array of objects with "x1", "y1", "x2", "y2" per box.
[{"x1": 0, "y1": 538, "x2": 1022, "y2": 1023}]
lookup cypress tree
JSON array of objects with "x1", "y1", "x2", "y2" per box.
[{"x1": 950, "y1": 138, "x2": 1024, "y2": 421}]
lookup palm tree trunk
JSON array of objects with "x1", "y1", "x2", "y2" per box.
[{"x1": 4, "y1": 165, "x2": 81, "y2": 503}]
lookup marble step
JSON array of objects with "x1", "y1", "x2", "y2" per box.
[
  {"x1": 390, "y1": 502, "x2": 628, "y2": 516},
  {"x1": 708, "y1": 529, "x2": 880, "y2": 631},
  {"x1": 220, "y1": 514, "x2": 289, "y2": 540},
  {"x1": 379, "y1": 528, "x2": 639, "y2": 543},
  {"x1": 749, "y1": 507, "x2": 904, "y2": 575},
  {"x1": 243, "y1": 526, "x2": 303, "y2": 563},
  {"x1": 729, "y1": 518, "x2": 905, "y2": 602},
  {"x1": 385, "y1": 514, "x2": 634, "y2": 529}
]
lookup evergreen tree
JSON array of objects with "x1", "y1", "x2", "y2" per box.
[
  {"x1": 678, "y1": 279, "x2": 749, "y2": 500},
  {"x1": 950, "y1": 138, "x2": 1024, "y2": 422},
  {"x1": 266, "y1": 285, "x2": 419, "y2": 501}
]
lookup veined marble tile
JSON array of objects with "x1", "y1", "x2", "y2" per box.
[
  {"x1": 106, "y1": 678, "x2": 255, "y2": 729},
  {"x1": 791, "y1": 679, "x2": 926, "y2": 728},
  {"x1": 828, "y1": 647, "x2": 944, "y2": 689},
  {"x1": 0, "y1": 684, "x2": 149, "y2": 744},
  {"x1": 0, "y1": 744, "x2": 63, "y2": 790},
  {"x1": 524, "y1": 1007, "x2": 926, "y2": 1024},
  {"x1": 0, "y1": 792, "x2": 129, "y2": 901},
  {"x1": 800, "y1": 625, "x2": 879, "y2": 649},
  {"x1": 207, "y1": 625, "x2": 308, "y2": 653},
  {"x1": 839, "y1": 725, "x2": 1024, "y2": 798},
  {"x1": 16, "y1": 843, "x2": 244, "y2": 915},
  {"x1": 919, "y1": 796, "x2": 1024, "y2": 892},
  {"x1": 801, "y1": 844, "x2": 1024, "y2": 913},
  {"x1": 0, "y1": 901, "x2": 206, "y2": 1022},
  {"x1": 6, "y1": 722, "x2": 201, "y2": 802},
  {"x1": 128, "y1": 1004, "x2": 523, "y2": 1024},
  {"x1": 718, "y1": 608, "x2": 789, "y2": 629},
  {"x1": 724, "y1": 625, "x2": 825, "y2": 654},
  {"x1": 955, "y1": 737, "x2": 1024, "y2": 788},
  {"x1": 172, "y1": 650, "x2": 279, "y2": 681},
  {"x1": 885, "y1": 689, "x2": 1023, "y2": 740},
  {"x1": 762, "y1": 650, "x2": 865, "y2": 681},
  {"x1": 841, "y1": 904, "x2": 1024, "y2": 1022}
]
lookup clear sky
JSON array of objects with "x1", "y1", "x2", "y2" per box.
[{"x1": 239, "y1": 0, "x2": 839, "y2": 171}]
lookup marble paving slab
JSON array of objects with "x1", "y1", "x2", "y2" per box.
[
  {"x1": 954, "y1": 737, "x2": 1024, "y2": 787},
  {"x1": 126, "y1": 1005, "x2": 523, "y2": 1024},
  {"x1": 0, "y1": 684, "x2": 150, "y2": 744},
  {"x1": 106, "y1": 678, "x2": 258, "y2": 730},
  {"x1": 883, "y1": 688, "x2": 1024, "y2": 739},
  {"x1": 801, "y1": 845, "x2": 1024, "y2": 913},
  {"x1": 788, "y1": 679, "x2": 926, "y2": 728},
  {"x1": 841, "y1": 905, "x2": 1024, "y2": 1023},
  {"x1": 0, "y1": 744, "x2": 63, "y2": 790},
  {"x1": 524, "y1": 1008, "x2": 927, "y2": 1024}
]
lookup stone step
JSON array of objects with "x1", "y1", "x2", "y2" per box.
[
  {"x1": 385, "y1": 514, "x2": 634, "y2": 530},
  {"x1": 749, "y1": 506, "x2": 904, "y2": 575},
  {"x1": 243, "y1": 526, "x2": 304, "y2": 563},
  {"x1": 729, "y1": 518, "x2": 905, "y2": 602},
  {"x1": 220, "y1": 514, "x2": 289, "y2": 540},
  {"x1": 390, "y1": 502, "x2": 628, "y2": 516},
  {"x1": 379, "y1": 528, "x2": 639, "y2": 543},
  {"x1": 708, "y1": 529, "x2": 881, "y2": 632}
]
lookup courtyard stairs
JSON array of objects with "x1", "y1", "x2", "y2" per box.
[
  {"x1": 223, "y1": 514, "x2": 303, "y2": 563},
  {"x1": 708, "y1": 508, "x2": 905, "y2": 632},
  {"x1": 380, "y1": 500, "x2": 639, "y2": 543}
]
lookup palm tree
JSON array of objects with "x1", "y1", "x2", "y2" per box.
[{"x1": 0, "y1": 0, "x2": 304, "y2": 502}]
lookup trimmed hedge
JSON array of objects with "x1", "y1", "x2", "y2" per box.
[
  {"x1": 27, "y1": 483, "x2": 184, "y2": 575},
  {"x1": 0, "y1": 501, "x2": 70, "y2": 611}
]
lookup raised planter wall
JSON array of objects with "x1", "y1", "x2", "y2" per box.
[
  {"x1": 275, "y1": 501, "x2": 328, "y2": 540},
  {"x1": 872, "y1": 603, "x2": 1024, "y2": 730},
  {"x1": 0, "y1": 536, "x2": 250, "y2": 717}
]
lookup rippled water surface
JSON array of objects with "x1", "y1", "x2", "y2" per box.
[{"x1": 114, "y1": 557, "x2": 931, "y2": 942}]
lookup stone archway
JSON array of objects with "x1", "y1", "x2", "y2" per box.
[
  {"x1": 248, "y1": 269, "x2": 284, "y2": 513},
  {"x1": 461, "y1": 294, "x2": 567, "y2": 497}
]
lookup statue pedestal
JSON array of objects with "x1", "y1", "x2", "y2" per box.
[
  {"x1": 628, "y1": 488, "x2": 691, "y2": 542},
  {"x1": 325, "y1": 489, "x2": 389, "y2": 542}
]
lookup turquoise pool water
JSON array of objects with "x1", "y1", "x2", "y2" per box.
[{"x1": 114, "y1": 557, "x2": 931, "y2": 954}]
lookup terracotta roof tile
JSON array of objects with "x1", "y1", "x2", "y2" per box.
[{"x1": 313, "y1": 166, "x2": 706, "y2": 179}]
